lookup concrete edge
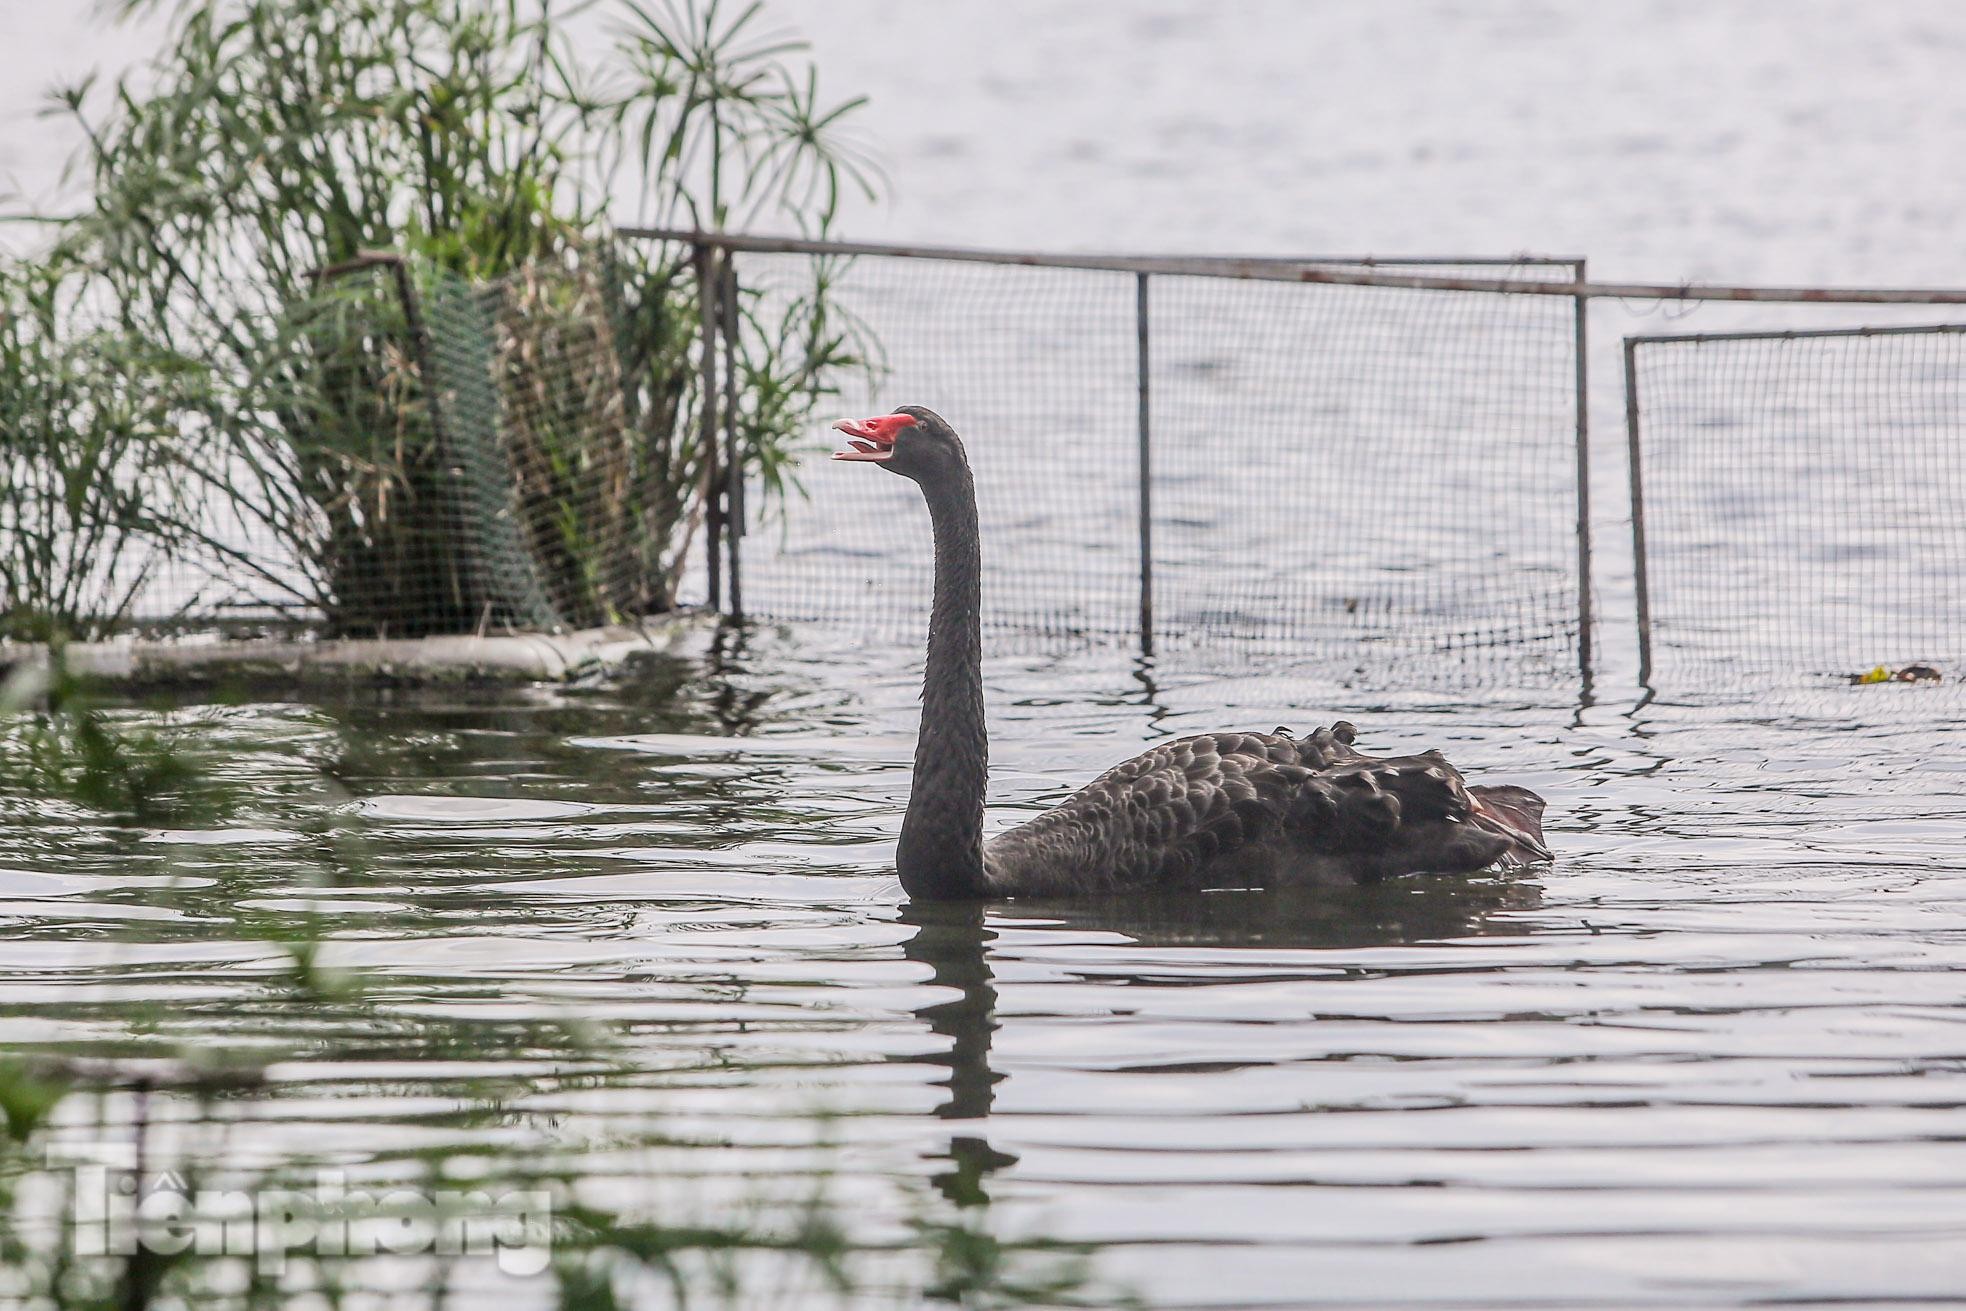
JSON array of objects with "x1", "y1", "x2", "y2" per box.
[{"x1": 0, "y1": 612, "x2": 719, "y2": 689}]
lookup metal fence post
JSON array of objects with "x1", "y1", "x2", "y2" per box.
[
  {"x1": 1136, "y1": 272, "x2": 1155, "y2": 658},
  {"x1": 720, "y1": 255, "x2": 745, "y2": 619},
  {"x1": 1624, "y1": 336, "x2": 1654, "y2": 688},
  {"x1": 694, "y1": 242, "x2": 723, "y2": 612},
  {"x1": 1573, "y1": 261, "x2": 1593, "y2": 684}
]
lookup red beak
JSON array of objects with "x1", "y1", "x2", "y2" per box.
[{"x1": 831, "y1": 414, "x2": 912, "y2": 462}]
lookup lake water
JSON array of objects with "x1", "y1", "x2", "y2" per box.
[
  {"x1": 5, "y1": 629, "x2": 1964, "y2": 1306},
  {"x1": 5, "y1": 2, "x2": 1966, "y2": 1307}
]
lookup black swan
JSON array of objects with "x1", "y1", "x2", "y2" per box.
[{"x1": 833, "y1": 405, "x2": 1551, "y2": 901}]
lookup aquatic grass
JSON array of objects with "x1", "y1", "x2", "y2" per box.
[
  {"x1": 0, "y1": 1031, "x2": 1120, "y2": 1309},
  {"x1": 0, "y1": 647, "x2": 370, "y2": 1034}
]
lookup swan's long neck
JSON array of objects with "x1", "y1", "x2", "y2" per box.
[{"x1": 897, "y1": 465, "x2": 992, "y2": 899}]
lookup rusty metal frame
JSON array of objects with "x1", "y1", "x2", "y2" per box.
[{"x1": 622, "y1": 228, "x2": 1966, "y2": 305}]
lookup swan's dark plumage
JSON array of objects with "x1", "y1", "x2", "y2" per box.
[
  {"x1": 982, "y1": 723, "x2": 1548, "y2": 897},
  {"x1": 830, "y1": 404, "x2": 1551, "y2": 902}
]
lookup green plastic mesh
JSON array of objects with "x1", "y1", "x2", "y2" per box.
[
  {"x1": 240, "y1": 248, "x2": 695, "y2": 638},
  {"x1": 83, "y1": 242, "x2": 707, "y2": 640},
  {"x1": 416, "y1": 268, "x2": 560, "y2": 633}
]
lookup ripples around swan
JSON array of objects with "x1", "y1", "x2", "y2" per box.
[{"x1": 2, "y1": 625, "x2": 1964, "y2": 1306}]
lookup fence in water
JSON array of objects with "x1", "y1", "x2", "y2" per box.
[
  {"x1": 21, "y1": 223, "x2": 1966, "y2": 696},
  {"x1": 1627, "y1": 323, "x2": 1966, "y2": 691},
  {"x1": 628, "y1": 231, "x2": 1594, "y2": 689},
  {"x1": 631, "y1": 228, "x2": 1966, "y2": 697}
]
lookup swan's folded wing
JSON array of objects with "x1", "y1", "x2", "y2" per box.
[
  {"x1": 984, "y1": 731, "x2": 1322, "y2": 894},
  {"x1": 981, "y1": 729, "x2": 1547, "y2": 894}
]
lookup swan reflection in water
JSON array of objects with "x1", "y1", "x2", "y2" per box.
[{"x1": 896, "y1": 872, "x2": 1546, "y2": 1205}]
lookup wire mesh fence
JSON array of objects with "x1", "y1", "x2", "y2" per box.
[
  {"x1": 22, "y1": 221, "x2": 1966, "y2": 698},
  {"x1": 705, "y1": 244, "x2": 1588, "y2": 687},
  {"x1": 1628, "y1": 324, "x2": 1966, "y2": 692},
  {"x1": 1147, "y1": 268, "x2": 1581, "y2": 678},
  {"x1": 724, "y1": 252, "x2": 1143, "y2": 642},
  {"x1": 99, "y1": 247, "x2": 704, "y2": 638},
  {"x1": 426, "y1": 254, "x2": 670, "y2": 631}
]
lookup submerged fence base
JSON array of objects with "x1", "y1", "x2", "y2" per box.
[{"x1": 1, "y1": 615, "x2": 712, "y2": 690}]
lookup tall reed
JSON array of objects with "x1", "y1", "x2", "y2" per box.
[{"x1": 0, "y1": 259, "x2": 200, "y2": 640}]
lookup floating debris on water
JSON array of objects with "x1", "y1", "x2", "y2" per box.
[{"x1": 1847, "y1": 663, "x2": 1944, "y2": 685}]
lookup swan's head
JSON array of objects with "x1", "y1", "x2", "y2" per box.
[
  {"x1": 1325, "y1": 757, "x2": 1552, "y2": 879},
  {"x1": 831, "y1": 405, "x2": 965, "y2": 482}
]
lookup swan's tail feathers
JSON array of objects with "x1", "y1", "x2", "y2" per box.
[{"x1": 1468, "y1": 784, "x2": 1551, "y2": 865}]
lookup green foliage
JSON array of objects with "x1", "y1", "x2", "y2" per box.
[
  {"x1": 14, "y1": 0, "x2": 877, "y2": 637},
  {"x1": 917, "y1": 1218, "x2": 1121, "y2": 1310},
  {"x1": 0, "y1": 1061, "x2": 71, "y2": 1144},
  {"x1": 0, "y1": 260, "x2": 201, "y2": 641}
]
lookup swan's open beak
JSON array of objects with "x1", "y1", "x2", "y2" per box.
[{"x1": 831, "y1": 415, "x2": 902, "y2": 462}]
